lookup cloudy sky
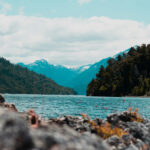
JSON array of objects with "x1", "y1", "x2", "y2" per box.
[{"x1": 0, "y1": 0, "x2": 150, "y2": 66}]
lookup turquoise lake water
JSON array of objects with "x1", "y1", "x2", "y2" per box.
[{"x1": 3, "y1": 94, "x2": 150, "y2": 119}]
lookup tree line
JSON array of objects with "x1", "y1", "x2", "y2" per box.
[{"x1": 87, "y1": 44, "x2": 150, "y2": 96}]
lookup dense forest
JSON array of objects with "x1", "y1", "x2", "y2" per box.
[
  {"x1": 87, "y1": 44, "x2": 150, "y2": 96},
  {"x1": 0, "y1": 57, "x2": 76, "y2": 95}
]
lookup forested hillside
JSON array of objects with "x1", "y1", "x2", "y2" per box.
[
  {"x1": 87, "y1": 44, "x2": 150, "y2": 96},
  {"x1": 0, "y1": 57, "x2": 76, "y2": 95}
]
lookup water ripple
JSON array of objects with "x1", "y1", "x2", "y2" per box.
[{"x1": 3, "y1": 94, "x2": 150, "y2": 119}]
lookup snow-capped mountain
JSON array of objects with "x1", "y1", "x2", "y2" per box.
[
  {"x1": 18, "y1": 47, "x2": 135, "y2": 95},
  {"x1": 19, "y1": 60, "x2": 78, "y2": 86},
  {"x1": 72, "y1": 64, "x2": 91, "y2": 74}
]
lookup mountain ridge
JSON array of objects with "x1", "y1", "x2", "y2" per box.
[{"x1": 18, "y1": 47, "x2": 133, "y2": 95}]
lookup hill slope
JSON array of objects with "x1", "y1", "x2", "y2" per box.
[
  {"x1": 0, "y1": 58, "x2": 76, "y2": 95},
  {"x1": 87, "y1": 44, "x2": 150, "y2": 96},
  {"x1": 66, "y1": 58, "x2": 110, "y2": 95}
]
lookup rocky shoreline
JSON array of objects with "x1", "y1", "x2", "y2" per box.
[{"x1": 0, "y1": 95, "x2": 150, "y2": 150}]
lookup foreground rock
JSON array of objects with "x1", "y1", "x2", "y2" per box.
[
  {"x1": 0, "y1": 108, "x2": 109, "y2": 150},
  {"x1": 49, "y1": 110, "x2": 150, "y2": 150},
  {"x1": 0, "y1": 95, "x2": 18, "y2": 111},
  {"x1": 0, "y1": 96, "x2": 149, "y2": 150}
]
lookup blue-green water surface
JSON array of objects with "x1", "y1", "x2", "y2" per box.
[{"x1": 3, "y1": 94, "x2": 150, "y2": 119}]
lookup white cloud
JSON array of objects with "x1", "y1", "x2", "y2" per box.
[
  {"x1": 18, "y1": 6, "x2": 24, "y2": 15},
  {"x1": 0, "y1": 0, "x2": 12, "y2": 14},
  {"x1": 77, "y1": 0, "x2": 91, "y2": 4},
  {"x1": 0, "y1": 15, "x2": 150, "y2": 66}
]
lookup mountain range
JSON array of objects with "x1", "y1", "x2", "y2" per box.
[{"x1": 18, "y1": 48, "x2": 131, "y2": 95}]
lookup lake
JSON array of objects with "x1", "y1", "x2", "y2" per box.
[{"x1": 3, "y1": 94, "x2": 150, "y2": 120}]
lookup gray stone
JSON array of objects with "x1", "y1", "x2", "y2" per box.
[
  {"x1": 106, "y1": 135, "x2": 122, "y2": 147},
  {"x1": 0, "y1": 95, "x2": 5, "y2": 103},
  {"x1": 31, "y1": 125, "x2": 110, "y2": 150},
  {"x1": 127, "y1": 122, "x2": 150, "y2": 142},
  {"x1": 0, "y1": 108, "x2": 33, "y2": 150},
  {"x1": 122, "y1": 134, "x2": 133, "y2": 146},
  {"x1": 135, "y1": 139, "x2": 145, "y2": 149},
  {"x1": 126, "y1": 144, "x2": 138, "y2": 150},
  {"x1": 0, "y1": 108, "x2": 111, "y2": 150}
]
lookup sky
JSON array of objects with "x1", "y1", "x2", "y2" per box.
[{"x1": 0, "y1": 0, "x2": 150, "y2": 66}]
